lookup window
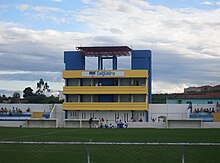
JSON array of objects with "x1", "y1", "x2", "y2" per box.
[{"x1": 178, "y1": 100, "x2": 182, "y2": 104}]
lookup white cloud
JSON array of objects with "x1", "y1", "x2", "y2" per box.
[
  {"x1": 15, "y1": 4, "x2": 68, "y2": 24},
  {"x1": 32, "y1": 6, "x2": 63, "y2": 13},
  {"x1": 201, "y1": 1, "x2": 220, "y2": 6},
  {"x1": 81, "y1": 0, "x2": 91, "y2": 4},
  {"x1": 1, "y1": 0, "x2": 220, "y2": 93},
  {"x1": 16, "y1": 4, "x2": 29, "y2": 11},
  {"x1": 201, "y1": 1, "x2": 214, "y2": 5}
]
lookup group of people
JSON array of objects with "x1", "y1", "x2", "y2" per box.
[
  {"x1": 0, "y1": 107, "x2": 31, "y2": 115},
  {"x1": 188, "y1": 102, "x2": 220, "y2": 113},
  {"x1": 194, "y1": 107, "x2": 215, "y2": 113},
  {"x1": 89, "y1": 117, "x2": 128, "y2": 128}
]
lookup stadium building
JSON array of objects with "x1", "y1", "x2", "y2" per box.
[{"x1": 62, "y1": 46, "x2": 152, "y2": 124}]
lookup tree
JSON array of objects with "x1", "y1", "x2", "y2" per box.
[
  {"x1": 23, "y1": 87, "x2": 34, "y2": 98},
  {"x1": 36, "y1": 79, "x2": 50, "y2": 94}
]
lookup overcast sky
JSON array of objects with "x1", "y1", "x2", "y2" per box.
[{"x1": 0, "y1": 0, "x2": 220, "y2": 96}]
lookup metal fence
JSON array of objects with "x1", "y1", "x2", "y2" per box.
[{"x1": 0, "y1": 141, "x2": 220, "y2": 163}]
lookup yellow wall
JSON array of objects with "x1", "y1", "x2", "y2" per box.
[
  {"x1": 63, "y1": 70, "x2": 148, "y2": 78},
  {"x1": 63, "y1": 102, "x2": 148, "y2": 111},
  {"x1": 214, "y1": 112, "x2": 220, "y2": 122},
  {"x1": 63, "y1": 70, "x2": 148, "y2": 111},
  {"x1": 63, "y1": 86, "x2": 148, "y2": 94}
]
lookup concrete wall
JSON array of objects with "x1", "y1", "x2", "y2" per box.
[
  {"x1": 202, "y1": 122, "x2": 220, "y2": 128},
  {"x1": 148, "y1": 104, "x2": 189, "y2": 122},
  {"x1": 128, "y1": 122, "x2": 166, "y2": 128},
  {"x1": 26, "y1": 119, "x2": 57, "y2": 128},
  {"x1": 1, "y1": 103, "x2": 220, "y2": 128},
  {"x1": 0, "y1": 121, "x2": 26, "y2": 127},
  {"x1": 50, "y1": 104, "x2": 64, "y2": 128},
  {"x1": 167, "y1": 119, "x2": 202, "y2": 128}
]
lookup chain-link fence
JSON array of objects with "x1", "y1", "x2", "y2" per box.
[{"x1": 0, "y1": 141, "x2": 220, "y2": 163}]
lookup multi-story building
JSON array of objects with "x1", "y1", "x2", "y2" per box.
[{"x1": 62, "y1": 46, "x2": 151, "y2": 123}]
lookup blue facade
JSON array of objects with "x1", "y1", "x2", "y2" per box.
[
  {"x1": 64, "y1": 49, "x2": 152, "y2": 103},
  {"x1": 131, "y1": 50, "x2": 152, "y2": 103},
  {"x1": 64, "y1": 51, "x2": 85, "y2": 70}
]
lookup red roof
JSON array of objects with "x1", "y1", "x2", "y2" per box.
[
  {"x1": 76, "y1": 46, "x2": 132, "y2": 57},
  {"x1": 168, "y1": 92, "x2": 220, "y2": 99}
]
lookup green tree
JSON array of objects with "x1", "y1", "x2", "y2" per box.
[
  {"x1": 23, "y1": 87, "x2": 34, "y2": 98},
  {"x1": 36, "y1": 79, "x2": 50, "y2": 94},
  {"x1": 25, "y1": 94, "x2": 47, "y2": 103}
]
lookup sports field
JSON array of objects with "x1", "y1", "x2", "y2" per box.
[{"x1": 0, "y1": 127, "x2": 220, "y2": 163}]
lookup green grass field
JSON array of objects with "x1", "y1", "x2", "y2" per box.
[{"x1": 0, "y1": 127, "x2": 220, "y2": 163}]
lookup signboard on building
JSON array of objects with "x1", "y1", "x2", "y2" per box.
[{"x1": 81, "y1": 71, "x2": 125, "y2": 77}]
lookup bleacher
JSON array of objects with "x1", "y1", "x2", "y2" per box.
[
  {"x1": 0, "y1": 112, "x2": 51, "y2": 121},
  {"x1": 190, "y1": 112, "x2": 213, "y2": 122},
  {"x1": 0, "y1": 112, "x2": 32, "y2": 121},
  {"x1": 0, "y1": 104, "x2": 53, "y2": 123}
]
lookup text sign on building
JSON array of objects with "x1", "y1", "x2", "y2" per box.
[{"x1": 81, "y1": 71, "x2": 125, "y2": 77}]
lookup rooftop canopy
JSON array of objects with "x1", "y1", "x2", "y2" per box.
[{"x1": 76, "y1": 46, "x2": 132, "y2": 57}]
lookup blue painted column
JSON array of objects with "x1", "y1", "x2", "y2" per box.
[{"x1": 113, "y1": 56, "x2": 117, "y2": 70}]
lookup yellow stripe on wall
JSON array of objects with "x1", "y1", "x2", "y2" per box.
[
  {"x1": 63, "y1": 70, "x2": 148, "y2": 78},
  {"x1": 63, "y1": 102, "x2": 148, "y2": 111}
]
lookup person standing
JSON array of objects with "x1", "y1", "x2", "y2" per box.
[
  {"x1": 187, "y1": 102, "x2": 193, "y2": 113},
  {"x1": 89, "y1": 117, "x2": 93, "y2": 128}
]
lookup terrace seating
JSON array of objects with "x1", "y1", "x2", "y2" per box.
[
  {"x1": 190, "y1": 112, "x2": 213, "y2": 122},
  {"x1": 0, "y1": 112, "x2": 32, "y2": 121}
]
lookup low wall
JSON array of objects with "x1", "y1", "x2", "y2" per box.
[
  {"x1": 202, "y1": 122, "x2": 220, "y2": 128},
  {"x1": 167, "y1": 119, "x2": 202, "y2": 128},
  {"x1": 26, "y1": 118, "x2": 58, "y2": 128},
  {"x1": 0, "y1": 121, "x2": 26, "y2": 127},
  {"x1": 128, "y1": 122, "x2": 166, "y2": 128},
  {"x1": 64, "y1": 119, "x2": 99, "y2": 128}
]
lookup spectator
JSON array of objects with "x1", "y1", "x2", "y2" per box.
[
  {"x1": 105, "y1": 120, "x2": 109, "y2": 128},
  {"x1": 139, "y1": 118, "x2": 143, "y2": 122},
  {"x1": 26, "y1": 108, "x2": 30, "y2": 112},
  {"x1": 109, "y1": 123, "x2": 114, "y2": 128},
  {"x1": 187, "y1": 102, "x2": 193, "y2": 113},
  {"x1": 124, "y1": 121, "x2": 128, "y2": 128},
  {"x1": 89, "y1": 117, "x2": 93, "y2": 128},
  {"x1": 212, "y1": 108, "x2": 215, "y2": 113},
  {"x1": 9, "y1": 109, "x2": 12, "y2": 116},
  {"x1": 216, "y1": 102, "x2": 220, "y2": 112},
  {"x1": 116, "y1": 117, "x2": 120, "y2": 124},
  {"x1": 116, "y1": 120, "x2": 124, "y2": 128}
]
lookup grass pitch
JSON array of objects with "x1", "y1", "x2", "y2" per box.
[{"x1": 0, "y1": 127, "x2": 220, "y2": 163}]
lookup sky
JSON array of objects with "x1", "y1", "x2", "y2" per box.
[{"x1": 0, "y1": 0, "x2": 220, "y2": 96}]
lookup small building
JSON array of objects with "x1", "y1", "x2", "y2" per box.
[
  {"x1": 166, "y1": 92, "x2": 220, "y2": 104},
  {"x1": 184, "y1": 85, "x2": 212, "y2": 93},
  {"x1": 62, "y1": 46, "x2": 152, "y2": 123}
]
